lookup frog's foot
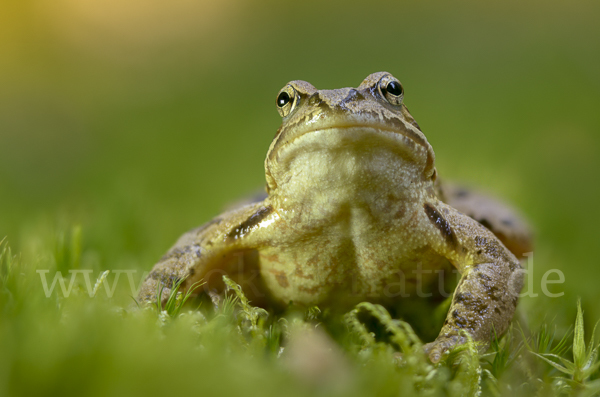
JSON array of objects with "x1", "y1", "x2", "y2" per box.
[{"x1": 423, "y1": 334, "x2": 465, "y2": 363}]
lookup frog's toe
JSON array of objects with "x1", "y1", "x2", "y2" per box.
[
  {"x1": 423, "y1": 334, "x2": 465, "y2": 363},
  {"x1": 423, "y1": 342, "x2": 445, "y2": 363}
]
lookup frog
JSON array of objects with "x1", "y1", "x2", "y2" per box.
[{"x1": 137, "y1": 72, "x2": 531, "y2": 363}]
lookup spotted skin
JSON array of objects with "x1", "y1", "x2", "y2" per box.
[{"x1": 137, "y1": 72, "x2": 531, "y2": 362}]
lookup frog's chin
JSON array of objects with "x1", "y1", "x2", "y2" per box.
[
  {"x1": 267, "y1": 127, "x2": 432, "y2": 205},
  {"x1": 273, "y1": 126, "x2": 430, "y2": 176},
  {"x1": 285, "y1": 124, "x2": 427, "y2": 155}
]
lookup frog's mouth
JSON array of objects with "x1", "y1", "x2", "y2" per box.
[{"x1": 269, "y1": 122, "x2": 435, "y2": 178}]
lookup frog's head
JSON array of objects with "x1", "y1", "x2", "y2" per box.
[{"x1": 265, "y1": 72, "x2": 437, "y2": 204}]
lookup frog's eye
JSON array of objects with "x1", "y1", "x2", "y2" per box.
[
  {"x1": 377, "y1": 75, "x2": 404, "y2": 106},
  {"x1": 276, "y1": 85, "x2": 298, "y2": 117},
  {"x1": 277, "y1": 92, "x2": 290, "y2": 107}
]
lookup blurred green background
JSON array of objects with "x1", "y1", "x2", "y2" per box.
[{"x1": 1, "y1": 0, "x2": 599, "y2": 317}]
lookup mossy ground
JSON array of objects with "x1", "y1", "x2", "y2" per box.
[{"x1": 1, "y1": 236, "x2": 599, "y2": 397}]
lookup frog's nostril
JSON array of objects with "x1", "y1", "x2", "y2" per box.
[
  {"x1": 307, "y1": 93, "x2": 323, "y2": 106},
  {"x1": 339, "y1": 88, "x2": 363, "y2": 108}
]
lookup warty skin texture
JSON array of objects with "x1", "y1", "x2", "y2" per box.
[{"x1": 138, "y1": 72, "x2": 530, "y2": 362}]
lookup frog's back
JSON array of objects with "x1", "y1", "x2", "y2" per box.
[{"x1": 438, "y1": 181, "x2": 532, "y2": 258}]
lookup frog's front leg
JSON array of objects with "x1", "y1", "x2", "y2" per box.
[
  {"x1": 137, "y1": 201, "x2": 279, "y2": 306},
  {"x1": 422, "y1": 201, "x2": 524, "y2": 363}
]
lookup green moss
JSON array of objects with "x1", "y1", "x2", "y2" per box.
[{"x1": 1, "y1": 234, "x2": 599, "y2": 397}]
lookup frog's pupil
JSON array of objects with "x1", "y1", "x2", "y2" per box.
[
  {"x1": 277, "y1": 92, "x2": 290, "y2": 107},
  {"x1": 386, "y1": 81, "x2": 403, "y2": 96}
]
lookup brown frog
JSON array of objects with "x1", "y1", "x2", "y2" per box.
[{"x1": 138, "y1": 72, "x2": 531, "y2": 362}]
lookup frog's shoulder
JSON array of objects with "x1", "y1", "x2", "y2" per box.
[
  {"x1": 437, "y1": 181, "x2": 533, "y2": 258},
  {"x1": 138, "y1": 199, "x2": 276, "y2": 304}
]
